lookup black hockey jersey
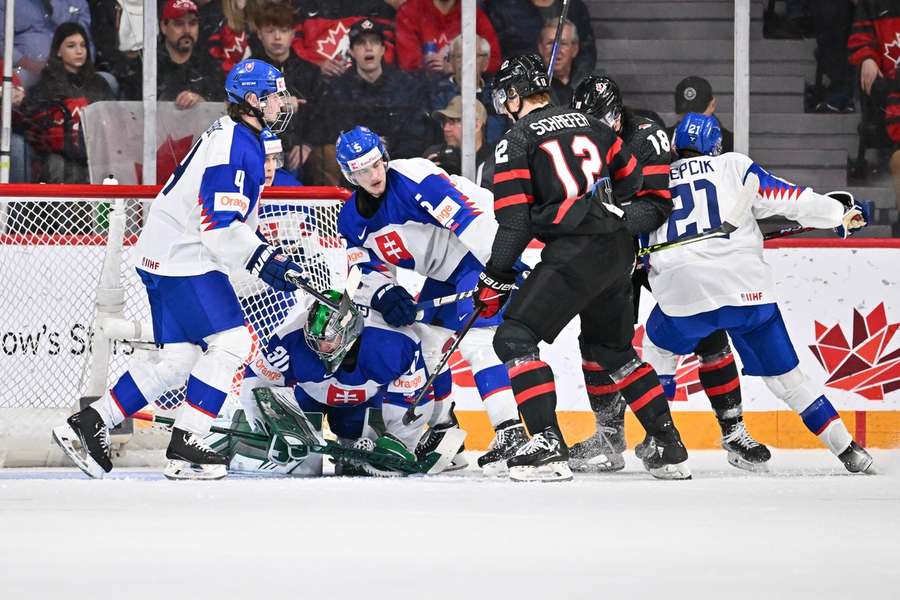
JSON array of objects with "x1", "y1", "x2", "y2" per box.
[{"x1": 491, "y1": 104, "x2": 642, "y2": 238}]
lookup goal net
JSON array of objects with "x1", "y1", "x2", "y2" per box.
[{"x1": 0, "y1": 184, "x2": 350, "y2": 467}]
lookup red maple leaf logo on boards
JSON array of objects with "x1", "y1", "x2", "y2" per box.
[
  {"x1": 809, "y1": 303, "x2": 900, "y2": 400},
  {"x1": 884, "y1": 32, "x2": 900, "y2": 67}
]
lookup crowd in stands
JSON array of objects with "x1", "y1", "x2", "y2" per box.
[{"x1": 0, "y1": 0, "x2": 897, "y2": 235}]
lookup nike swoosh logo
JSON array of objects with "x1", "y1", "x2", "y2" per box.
[
  {"x1": 358, "y1": 227, "x2": 367, "y2": 240},
  {"x1": 880, "y1": 9, "x2": 889, "y2": 15}
]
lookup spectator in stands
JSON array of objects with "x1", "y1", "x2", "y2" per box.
[
  {"x1": 848, "y1": 0, "x2": 900, "y2": 225},
  {"x1": 423, "y1": 96, "x2": 493, "y2": 187},
  {"x1": 808, "y1": 1, "x2": 854, "y2": 113},
  {"x1": 305, "y1": 18, "x2": 432, "y2": 184},
  {"x1": 207, "y1": 0, "x2": 253, "y2": 74},
  {"x1": 2, "y1": 62, "x2": 30, "y2": 182},
  {"x1": 487, "y1": 0, "x2": 596, "y2": 85},
  {"x1": 293, "y1": 1, "x2": 399, "y2": 79},
  {"x1": 21, "y1": 22, "x2": 113, "y2": 184},
  {"x1": 431, "y1": 34, "x2": 509, "y2": 146},
  {"x1": 253, "y1": 1, "x2": 320, "y2": 177},
  {"x1": 88, "y1": 0, "x2": 143, "y2": 99},
  {"x1": 537, "y1": 17, "x2": 579, "y2": 106},
  {"x1": 0, "y1": 0, "x2": 92, "y2": 89},
  {"x1": 666, "y1": 76, "x2": 734, "y2": 153},
  {"x1": 158, "y1": 0, "x2": 224, "y2": 108},
  {"x1": 395, "y1": 0, "x2": 501, "y2": 74}
]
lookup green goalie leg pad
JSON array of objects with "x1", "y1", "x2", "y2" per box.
[{"x1": 254, "y1": 388, "x2": 444, "y2": 474}]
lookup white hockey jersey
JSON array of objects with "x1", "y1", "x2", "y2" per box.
[
  {"x1": 337, "y1": 158, "x2": 498, "y2": 304},
  {"x1": 646, "y1": 152, "x2": 845, "y2": 316},
  {"x1": 134, "y1": 116, "x2": 267, "y2": 277}
]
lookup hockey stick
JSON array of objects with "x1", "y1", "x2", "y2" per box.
[
  {"x1": 401, "y1": 306, "x2": 484, "y2": 426},
  {"x1": 545, "y1": 0, "x2": 572, "y2": 79},
  {"x1": 637, "y1": 172, "x2": 759, "y2": 257},
  {"x1": 415, "y1": 289, "x2": 476, "y2": 311},
  {"x1": 132, "y1": 411, "x2": 270, "y2": 443},
  {"x1": 763, "y1": 225, "x2": 814, "y2": 240}
]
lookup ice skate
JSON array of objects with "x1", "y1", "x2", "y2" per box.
[
  {"x1": 51, "y1": 407, "x2": 113, "y2": 479},
  {"x1": 636, "y1": 422, "x2": 691, "y2": 480},
  {"x1": 507, "y1": 427, "x2": 573, "y2": 482},
  {"x1": 416, "y1": 403, "x2": 467, "y2": 471},
  {"x1": 164, "y1": 428, "x2": 229, "y2": 480},
  {"x1": 721, "y1": 420, "x2": 771, "y2": 473},
  {"x1": 568, "y1": 414, "x2": 626, "y2": 473},
  {"x1": 477, "y1": 420, "x2": 528, "y2": 476},
  {"x1": 838, "y1": 441, "x2": 876, "y2": 474}
]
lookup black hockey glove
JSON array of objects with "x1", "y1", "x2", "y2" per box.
[
  {"x1": 371, "y1": 285, "x2": 417, "y2": 327},
  {"x1": 247, "y1": 244, "x2": 303, "y2": 292},
  {"x1": 475, "y1": 265, "x2": 516, "y2": 319}
]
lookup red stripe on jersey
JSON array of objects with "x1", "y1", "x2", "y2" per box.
[
  {"x1": 636, "y1": 188, "x2": 672, "y2": 199},
  {"x1": 642, "y1": 165, "x2": 670, "y2": 176},
  {"x1": 551, "y1": 194, "x2": 579, "y2": 224},
  {"x1": 493, "y1": 169, "x2": 532, "y2": 184},
  {"x1": 494, "y1": 193, "x2": 534, "y2": 210},
  {"x1": 613, "y1": 155, "x2": 637, "y2": 181},
  {"x1": 605, "y1": 137, "x2": 623, "y2": 165}
]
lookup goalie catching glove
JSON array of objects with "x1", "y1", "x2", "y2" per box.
[
  {"x1": 246, "y1": 244, "x2": 305, "y2": 292},
  {"x1": 475, "y1": 265, "x2": 516, "y2": 318},
  {"x1": 827, "y1": 191, "x2": 869, "y2": 239}
]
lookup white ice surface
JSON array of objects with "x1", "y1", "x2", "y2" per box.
[{"x1": 1, "y1": 450, "x2": 899, "y2": 600}]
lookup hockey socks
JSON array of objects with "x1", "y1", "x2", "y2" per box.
[
  {"x1": 610, "y1": 360, "x2": 674, "y2": 438},
  {"x1": 473, "y1": 364, "x2": 518, "y2": 427},
  {"x1": 581, "y1": 360, "x2": 626, "y2": 423},
  {"x1": 508, "y1": 359, "x2": 560, "y2": 435},
  {"x1": 697, "y1": 351, "x2": 744, "y2": 433},
  {"x1": 799, "y1": 396, "x2": 853, "y2": 455}
]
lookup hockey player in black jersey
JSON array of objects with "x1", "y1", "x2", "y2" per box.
[
  {"x1": 568, "y1": 76, "x2": 771, "y2": 474},
  {"x1": 474, "y1": 54, "x2": 691, "y2": 481}
]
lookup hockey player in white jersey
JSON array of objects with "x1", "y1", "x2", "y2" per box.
[
  {"x1": 52, "y1": 59, "x2": 309, "y2": 480},
  {"x1": 334, "y1": 126, "x2": 527, "y2": 475},
  {"x1": 641, "y1": 113, "x2": 875, "y2": 473},
  {"x1": 227, "y1": 290, "x2": 436, "y2": 476}
]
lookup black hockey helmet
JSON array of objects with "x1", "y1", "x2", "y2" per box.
[
  {"x1": 571, "y1": 75, "x2": 623, "y2": 129},
  {"x1": 491, "y1": 53, "x2": 550, "y2": 117}
]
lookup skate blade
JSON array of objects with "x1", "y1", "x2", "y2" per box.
[
  {"x1": 164, "y1": 460, "x2": 227, "y2": 481},
  {"x1": 727, "y1": 453, "x2": 770, "y2": 473},
  {"x1": 51, "y1": 424, "x2": 106, "y2": 479},
  {"x1": 480, "y1": 459, "x2": 509, "y2": 477},
  {"x1": 509, "y1": 462, "x2": 573, "y2": 483},
  {"x1": 646, "y1": 461, "x2": 692, "y2": 480},
  {"x1": 845, "y1": 455, "x2": 878, "y2": 475},
  {"x1": 569, "y1": 453, "x2": 626, "y2": 473}
]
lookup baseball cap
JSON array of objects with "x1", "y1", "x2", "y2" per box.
[
  {"x1": 432, "y1": 96, "x2": 488, "y2": 123},
  {"x1": 675, "y1": 76, "x2": 714, "y2": 114},
  {"x1": 349, "y1": 18, "x2": 385, "y2": 46},
  {"x1": 162, "y1": 0, "x2": 198, "y2": 21}
]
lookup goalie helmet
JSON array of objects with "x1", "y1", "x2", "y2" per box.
[
  {"x1": 491, "y1": 53, "x2": 550, "y2": 117},
  {"x1": 225, "y1": 59, "x2": 294, "y2": 133},
  {"x1": 571, "y1": 75, "x2": 623, "y2": 130},
  {"x1": 335, "y1": 126, "x2": 388, "y2": 184},
  {"x1": 303, "y1": 290, "x2": 364, "y2": 374},
  {"x1": 673, "y1": 112, "x2": 722, "y2": 157}
]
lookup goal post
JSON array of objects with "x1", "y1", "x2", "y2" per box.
[{"x1": 0, "y1": 184, "x2": 351, "y2": 467}]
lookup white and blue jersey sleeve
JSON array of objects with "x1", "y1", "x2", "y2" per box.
[
  {"x1": 134, "y1": 116, "x2": 267, "y2": 277},
  {"x1": 337, "y1": 158, "x2": 498, "y2": 283}
]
